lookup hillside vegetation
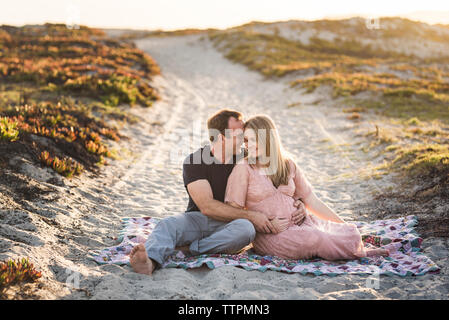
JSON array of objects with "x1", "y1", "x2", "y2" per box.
[{"x1": 0, "y1": 24, "x2": 160, "y2": 178}]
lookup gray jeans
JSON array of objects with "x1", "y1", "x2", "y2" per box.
[{"x1": 144, "y1": 211, "x2": 256, "y2": 267}]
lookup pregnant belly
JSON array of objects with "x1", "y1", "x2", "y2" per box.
[{"x1": 248, "y1": 195, "x2": 297, "y2": 220}]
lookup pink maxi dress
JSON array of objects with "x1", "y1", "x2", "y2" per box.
[{"x1": 224, "y1": 159, "x2": 367, "y2": 260}]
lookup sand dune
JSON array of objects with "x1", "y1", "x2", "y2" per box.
[{"x1": 238, "y1": 17, "x2": 449, "y2": 59}]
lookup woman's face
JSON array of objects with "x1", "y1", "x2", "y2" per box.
[{"x1": 244, "y1": 128, "x2": 261, "y2": 158}]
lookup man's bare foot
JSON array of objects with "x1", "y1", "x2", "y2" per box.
[
  {"x1": 366, "y1": 248, "x2": 390, "y2": 257},
  {"x1": 129, "y1": 244, "x2": 155, "y2": 275}
]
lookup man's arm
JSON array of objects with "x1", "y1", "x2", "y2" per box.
[{"x1": 187, "y1": 179, "x2": 277, "y2": 233}]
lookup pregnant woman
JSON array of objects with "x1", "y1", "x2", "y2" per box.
[{"x1": 225, "y1": 114, "x2": 389, "y2": 260}]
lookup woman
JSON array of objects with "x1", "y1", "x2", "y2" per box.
[{"x1": 224, "y1": 115, "x2": 389, "y2": 261}]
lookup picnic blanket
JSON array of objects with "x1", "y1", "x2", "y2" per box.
[{"x1": 89, "y1": 215, "x2": 440, "y2": 276}]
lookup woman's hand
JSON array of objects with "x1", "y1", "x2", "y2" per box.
[
  {"x1": 292, "y1": 199, "x2": 307, "y2": 226},
  {"x1": 269, "y1": 217, "x2": 289, "y2": 233}
]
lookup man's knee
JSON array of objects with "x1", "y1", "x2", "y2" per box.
[
  {"x1": 155, "y1": 212, "x2": 205, "y2": 245},
  {"x1": 156, "y1": 215, "x2": 178, "y2": 231},
  {"x1": 231, "y1": 219, "x2": 256, "y2": 243},
  {"x1": 154, "y1": 215, "x2": 189, "y2": 239}
]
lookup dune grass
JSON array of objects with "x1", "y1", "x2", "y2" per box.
[
  {"x1": 208, "y1": 27, "x2": 412, "y2": 76},
  {"x1": 209, "y1": 30, "x2": 449, "y2": 123},
  {"x1": 208, "y1": 23, "x2": 449, "y2": 121},
  {"x1": 0, "y1": 24, "x2": 160, "y2": 178},
  {"x1": 372, "y1": 142, "x2": 449, "y2": 202},
  {"x1": 386, "y1": 144, "x2": 449, "y2": 177}
]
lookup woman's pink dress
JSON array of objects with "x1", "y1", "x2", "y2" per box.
[{"x1": 224, "y1": 159, "x2": 367, "y2": 260}]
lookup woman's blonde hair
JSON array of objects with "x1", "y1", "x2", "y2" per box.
[{"x1": 244, "y1": 114, "x2": 291, "y2": 188}]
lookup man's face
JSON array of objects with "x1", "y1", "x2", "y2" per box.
[{"x1": 225, "y1": 116, "x2": 244, "y2": 155}]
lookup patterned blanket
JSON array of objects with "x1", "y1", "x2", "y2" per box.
[{"x1": 89, "y1": 215, "x2": 440, "y2": 276}]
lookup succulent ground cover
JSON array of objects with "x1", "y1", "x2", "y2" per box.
[
  {"x1": 0, "y1": 23, "x2": 160, "y2": 177},
  {"x1": 0, "y1": 258, "x2": 42, "y2": 297}
]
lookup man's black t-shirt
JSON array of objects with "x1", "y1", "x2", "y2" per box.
[{"x1": 183, "y1": 145, "x2": 243, "y2": 212}]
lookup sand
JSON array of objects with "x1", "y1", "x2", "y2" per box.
[{"x1": 0, "y1": 33, "x2": 447, "y2": 300}]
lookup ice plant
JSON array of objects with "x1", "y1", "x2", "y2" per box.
[
  {"x1": 0, "y1": 258, "x2": 42, "y2": 294},
  {"x1": 0, "y1": 24, "x2": 160, "y2": 108},
  {"x1": 0, "y1": 102, "x2": 119, "y2": 176},
  {"x1": 0, "y1": 24, "x2": 160, "y2": 178},
  {"x1": 0, "y1": 116, "x2": 19, "y2": 141},
  {"x1": 39, "y1": 151, "x2": 84, "y2": 178}
]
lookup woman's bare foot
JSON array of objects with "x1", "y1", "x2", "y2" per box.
[
  {"x1": 366, "y1": 248, "x2": 390, "y2": 257},
  {"x1": 129, "y1": 244, "x2": 155, "y2": 275}
]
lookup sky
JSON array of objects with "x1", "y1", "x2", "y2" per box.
[{"x1": 1, "y1": 0, "x2": 449, "y2": 31}]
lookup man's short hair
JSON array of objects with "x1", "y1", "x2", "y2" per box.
[{"x1": 207, "y1": 109, "x2": 243, "y2": 142}]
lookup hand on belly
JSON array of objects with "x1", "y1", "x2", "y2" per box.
[{"x1": 269, "y1": 216, "x2": 290, "y2": 233}]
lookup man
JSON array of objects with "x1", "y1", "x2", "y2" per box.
[{"x1": 129, "y1": 109, "x2": 307, "y2": 275}]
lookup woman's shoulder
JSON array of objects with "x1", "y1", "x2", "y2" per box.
[
  {"x1": 286, "y1": 158, "x2": 307, "y2": 178},
  {"x1": 286, "y1": 158, "x2": 297, "y2": 172}
]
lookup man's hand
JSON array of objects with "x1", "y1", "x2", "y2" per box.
[
  {"x1": 247, "y1": 211, "x2": 276, "y2": 234},
  {"x1": 292, "y1": 199, "x2": 307, "y2": 226}
]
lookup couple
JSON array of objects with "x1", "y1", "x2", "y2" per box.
[{"x1": 130, "y1": 109, "x2": 389, "y2": 275}]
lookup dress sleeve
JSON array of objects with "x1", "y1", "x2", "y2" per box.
[
  {"x1": 224, "y1": 162, "x2": 249, "y2": 208},
  {"x1": 291, "y1": 159, "x2": 313, "y2": 200}
]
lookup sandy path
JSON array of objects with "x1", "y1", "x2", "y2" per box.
[{"x1": 2, "y1": 34, "x2": 446, "y2": 300}]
